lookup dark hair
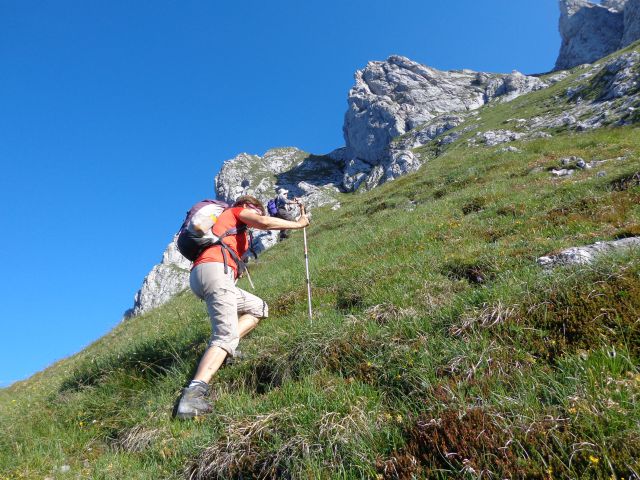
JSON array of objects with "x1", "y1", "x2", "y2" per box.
[{"x1": 234, "y1": 195, "x2": 265, "y2": 215}]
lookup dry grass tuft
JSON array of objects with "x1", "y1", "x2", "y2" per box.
[
  {"x1": 450, "y1": 301, "x2": 518, "y2": 338},
  {"x1": 186, "y1": 404, "x2": 375, "y2": 480},
  {"x1": 364, "y1": 303, "x2": 418, "y2": 325},
  {"x1": 113, "y1": 425, "x2": 164, "y2": 453}
]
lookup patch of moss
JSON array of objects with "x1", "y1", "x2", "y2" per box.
[{"x1": 521, "y1": 269, "x2": 640, "y2": 362}]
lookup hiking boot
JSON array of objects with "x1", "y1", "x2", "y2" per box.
[{"x1": 173, "y1": 383, "x2": 212, "y2": 420}]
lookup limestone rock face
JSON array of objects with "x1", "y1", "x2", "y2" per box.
[
  {"x1": 623, "y1": 0, "x2": 640, "y2": 46},
  {"x1": 215, "y1": 147, "x2": 342, "y2": 210},
  {"x1": 343, "y1": 56, "x2": 546, "y2": 167},
  {"x1": 124, "y1": 238, "x2": 191, "y2": 318},
  {"x1": 598, "y1": 51, "x2": 640, "y2": 100},
  {"x1": 604, "y1": 0, "x2": 629, "y2": 10},
  {"x1": 342, "y1": 56, "x2": 547, "y2": 190},
  {"x1": 555, "y1": 0, "x2": 640, "y2": 71},
  {"x1": 555, "y1": 0, "x2": 625, "y2": 71}
]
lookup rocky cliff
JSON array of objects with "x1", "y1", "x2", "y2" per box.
[
  {"x1": 624, "y1": 0, "x2": 640, "y2": 46},
  {"x1": 124, "y1": 238, "x2": 191, "y2": 318},
  {"x1": 341, "y1": 56, "x2": 546, "y2": 190},
  {"x1": 555, "y1": 0, "x2": 640, "y2": 70}
]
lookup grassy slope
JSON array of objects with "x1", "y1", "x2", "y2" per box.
[{"x1": 1, "y1": 49, "x2": 640, "y2": 479}]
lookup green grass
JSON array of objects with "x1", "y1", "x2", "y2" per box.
[{"x1": 2, "y1": 46, "x2": 640, "y2": 479}]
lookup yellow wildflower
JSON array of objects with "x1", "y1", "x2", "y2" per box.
[{"x1": 589, "y1": 455, "x2": 600, "y2": 465}]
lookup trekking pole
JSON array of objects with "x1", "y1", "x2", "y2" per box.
[
  {"x1": 298, "y1": 201, "x2": 312, "y2": 323},
  {"x1": 245, "y1": 268, "x2": 255, "y2": 290},
  {"x1": 303, "y1": 226, "x2": 312, "y2": 323}
]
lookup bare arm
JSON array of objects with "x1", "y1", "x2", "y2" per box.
[{"x1": 238, "y1": 208, "x2": 309, "y2": 231}]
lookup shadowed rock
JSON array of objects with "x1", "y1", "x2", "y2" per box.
[{"x1": 555, "y1": 0, "x2": 640, "y2": 71}]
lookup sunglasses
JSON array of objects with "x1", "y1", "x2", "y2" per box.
[{"x1": 247, "y1": 204, "x2": 264, "y2": 215}]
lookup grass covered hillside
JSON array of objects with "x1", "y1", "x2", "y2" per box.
[{"x1": 2, "y1": 50, "x2": 640, "y2": 479}]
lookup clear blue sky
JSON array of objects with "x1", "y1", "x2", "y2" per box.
[{"x1": 1, "y1": 0, "x2": 563, "y2": 387}]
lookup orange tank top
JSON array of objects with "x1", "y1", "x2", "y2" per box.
[{"x1": 192, "y1": 206, "x2": 248, "y2": 277}]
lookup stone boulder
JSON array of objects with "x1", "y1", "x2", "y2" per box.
[{"x1": 537, "y1": 237, "x2": 640, "y2": 267}]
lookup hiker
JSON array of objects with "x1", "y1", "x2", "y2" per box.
[
  {"x1": 274, "y1": 188, "x2": 300, "y2": 240},
  {"x1": 175, "y1": 195, "x2": 309, "y2": 419}
]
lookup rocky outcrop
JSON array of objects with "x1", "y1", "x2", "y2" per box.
[
  {"x1": 215, "y1": 147, "x2": 342, "y2": 210},
  {"x1": 538, "y1": 237, "x2": 640, "y2": 267},
  {"x1": 555, "y1": 0, "x2": 640, "y2": 71},
  {"x1": 623, "y1": 0, "x2": 640, "y2": 47},
  {"x1": 456, "y1": 50, "x2": 640, "y2": 146},
  {"x1": 555, "y1": 0, "x2": 625, "y2": 70},
  {"x1": 469, "y1": 130, "x2": 524, "y2": 147},
  {"x1": 124, "y1": 238, "x2": 191, "y2": 318},
  {"x1": 342, "y1": 56, "x2": 547, "y2": 190},
  {"x1": 343, "y1": 56, "x2": 546, "y2": 164}
]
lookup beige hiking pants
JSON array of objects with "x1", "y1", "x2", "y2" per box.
[{"x1": 190, "y1": 262, "x2": 268, "y2": 356}]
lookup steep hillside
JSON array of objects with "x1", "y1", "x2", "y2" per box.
[
  {"x1": 2, "y1": 40, "x2": 640, "y2": 479},
  {"x1": 127, "y1": 39, "x2": 640, "y2": 318},
  {"x1": 124, "y1": 58, "x2": 548, "y2": 318}
]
